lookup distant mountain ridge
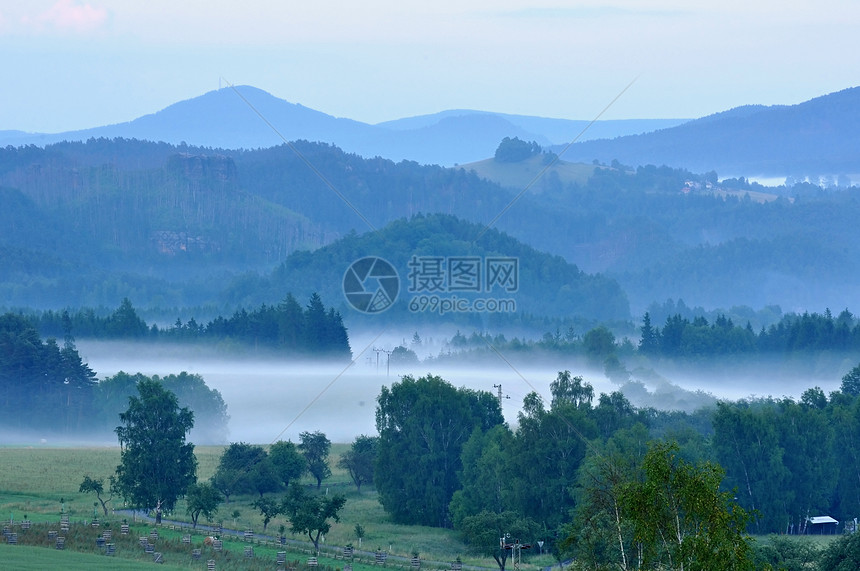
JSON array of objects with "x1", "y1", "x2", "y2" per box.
[
  {"x1": 1, "y1": 86, "x2": 685, "y2": 167},
  {"x1": 6, "y1": 84, "x2": 859, "y2": 178},
  {"x1": 8, "y1": 84, "x2": 860, "y2": 178},
  {"x1": 377, "y1": 110, "x2": 687, "y2": 144},
  {"x1": 559, "y1": 86, "x2": 860, "y2": 179}
]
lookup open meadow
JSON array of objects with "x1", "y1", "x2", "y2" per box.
[{"x1": 0, "y1": 444, "x2": 558, "y2": 570}]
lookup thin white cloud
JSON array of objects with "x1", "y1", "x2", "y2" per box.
[{"x1": 20, "y1": 0, "x2": 108, "y2": 34}]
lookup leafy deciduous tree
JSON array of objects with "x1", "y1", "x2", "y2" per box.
[
  {"x1": 509, "y1": 387, "x2": 597, "y2": 529},
  {"x1": 752, "y1": 535, "x2": 820, "y2": 571},
  {"x1": 211, "y1": 442, "x2": 280, "y2": 499},
  {"x1": 831, "y1": 396, "x2": 860, "y2": 519},
  {"x1": 550, "y1": 370, "x2": 594, "y2": 410},
  {"x1": 583, "y1": 326, "x2": 617, "y2": 364},
  {"x1": 161, "y1": 372, "x2": 229, "y2": 444},
  {"x1": 269, "y1": 440, "x2": 307, "y2": 489},
  {"x1": 625, "y1": 441, "x2": 753, "y2": 571},
  {"x1": 712, "y1": 401, "x2": 791, "y2": 534},
  {"x1": 253, "y1": 496, "x2": 281, "y2": 532},
  {"x1": 375, "y1": 374, "x2": 503, "y2": 527},
  {"x1": 186, "y1": 482, "x2": 222, "y2": 529},
  {"x1": 281, "y1": 482, "x2": 346, "y2": 552},
  {"x1": 337, "y1": 434, "x2": 377, "y2": 492},
  {"x1": 390, "y1": 345, "x2": 419, "y2": 366},
  {"x1": 114, "y1": 379, "x2": 197, "y2": 524},
  {"x1": 841, "y1": 364, "x2": 860, "y2": 396},
  {"x1": 565, "y1": 424, "x2": 650, "y2": 570},
  {"x1": 818, "y1": 529, "x2": 860, "y2": 571},
  {"x1": 299, "y1": 431, "x2": 332, "y2": 489},
  {"x1": 449, "y1": 425, "x2": 514, "y2": 528},
  {"x1": 79, "y1": 475, "x2": 116, "y2": 517}
]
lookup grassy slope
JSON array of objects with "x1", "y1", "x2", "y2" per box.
[{"x1": 458, "y1": 156, "x2": 595, "y2": 189}]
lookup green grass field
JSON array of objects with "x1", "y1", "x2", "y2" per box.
[
  {"x1": 0, "y1": 543, "x2": 186, "y2": 570},
  {"x1": 0, "y1": 444, "x2": 557, "y2": 570},
  {"x1": 0, "y1": 445, "x2": 222, "y2": 523}
]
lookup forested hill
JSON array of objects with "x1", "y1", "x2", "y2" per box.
[
  {"x1": 559, "y1": 86, "x2": 860, "y2": 177},
  {"x1": 0, "y1": 138, "x2": 512, "y2": 266},
  {"x1": 227, "y1": 214, "x2": 631, "y2": 326},
  {"x1": 0, "y1": 140, "x2": 319, "y2": 300},
  {"x1": 0, "y1": 138, "x2": 515, "y2": 308}
]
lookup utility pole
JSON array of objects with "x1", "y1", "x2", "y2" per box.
[
  {"x1": 513, "y1": 540, "x2": 532, "y2": 571},
  {"x1": 500, "y1": 536, "x2": 531, "y2": 571},
  {"x1": 493, "y1": 384, "x2": 510, "y2": 410},
  {"x1": 374, "y1": 347, "x2": 392, "y2": 377}
]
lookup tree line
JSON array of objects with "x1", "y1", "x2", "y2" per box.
[
  {"x1": 639, "y1": 308, "x2": 860, "y2": 358},
  {"x1": 28, "y1": 293, "x2": 351, "y2": 357},
  {"x1": 0, "y1": 312, "x2": 97, "y2": 432},
  {"x1": 433, "y1": 306, "x2": 860, "y2": 372},
  {"x1": 205, "y1": 431, "x2": 365, "y2": 550},
  {"x1": 0, "y1": 312, "x2": 228, "y2": 440},
  {"x1": 494, "y1": 137, "x2": 547, "y2": 163}
]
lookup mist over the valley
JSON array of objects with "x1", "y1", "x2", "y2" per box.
[{"x1": 70, "y1": 335, "x2": 850, "y2": 446}]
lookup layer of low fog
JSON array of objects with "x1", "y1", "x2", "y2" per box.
[{"x1": 77, "y1": 334, "x2": 848, "y2": 445}]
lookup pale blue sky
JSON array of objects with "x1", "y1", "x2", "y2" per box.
[{"x1": 2, "y1": 0, "x2": 858, "y2": 132}]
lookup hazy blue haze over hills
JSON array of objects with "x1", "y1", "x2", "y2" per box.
[
  {"x1": 376, "y1": 110, "x2": 688, "y2": 145},
  {"x1": 559, "y1": 86, "x2": 860, "y2": 179},
  {"x1": 0, "y1": 86, "x2": 685, "y2": 167},
  {"x1": 4, "y1": 85, "x2": 858, "y2": 178},
  {"x1": 3, "y1": 125, "x2": 860, "y2": 316}
]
